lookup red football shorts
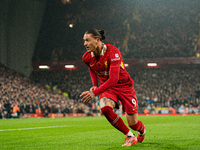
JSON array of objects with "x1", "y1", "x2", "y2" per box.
[{"x1": 99, "y1": 85, "x2": 138, "y2": 114}]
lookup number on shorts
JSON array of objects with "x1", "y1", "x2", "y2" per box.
[{"x1": 132, "y1": 98, "x2": 137, "y2": 107}]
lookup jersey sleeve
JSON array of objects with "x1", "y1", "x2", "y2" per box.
[
  {"x1": 82, "y1": 52, "x2": 89, "y2": 65},
  {"x1": 92, "y1": 48, "x2": 121, "y2": 96},
  {"x1": 83, "y1": 52, "x2": 98, "y2": 87},
  {"x1": 89, "y1": 68, "x2": 98, "y2": 87}
]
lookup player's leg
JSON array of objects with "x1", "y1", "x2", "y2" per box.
[
  {"x1": 126, "y1": 113, "x2": 146, "y2": 143},
  {"x1": 118, "y1": 85, "x2": 146, "y2": 143},
  {"x1": 100, "y1": 97, "x2": 131, "y2": 135},
  {"x1": 100, "y1": 97, "x2": 137, "y2": 146}
]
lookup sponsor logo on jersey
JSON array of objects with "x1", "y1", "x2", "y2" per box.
[
  {"x1": 111, "y1": 53, "x2": 120, "y2": 61},
  {"x1": 96, "y1": 71, "x2": 109, "y2": 76}
]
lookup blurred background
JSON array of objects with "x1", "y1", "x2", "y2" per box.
[{"x1": 0, "y1": 0, "x2": 200, "y2": 118}]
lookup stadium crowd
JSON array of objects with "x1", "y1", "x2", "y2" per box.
[
  {"x1": 1, "y1": 63, "x2": 199, "y2": 119},
  {"x1": 33, "y1": 0, "x2": 199, "y2": 61},
  {"x1": 0, "y1": 64, "x2": 96, "y2": 119},
  {"x1": 1, "y1": 0, "x2": 200, "y2": 119}
]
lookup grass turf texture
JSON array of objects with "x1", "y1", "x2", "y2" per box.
[{"x1": 0, "y1": 115, "x2": 199, "y2": 150}]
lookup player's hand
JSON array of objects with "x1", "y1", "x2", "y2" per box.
[
  {"x1": 90, "y1": 86, "x2": 97, "y2": 92},
  {"x1": 80, "y1": 91, "x2": 95, "y2": 103}
]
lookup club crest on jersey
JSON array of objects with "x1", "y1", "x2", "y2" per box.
[{"x1": 104, "y1": 61, "x2": 107, "y2": 68}]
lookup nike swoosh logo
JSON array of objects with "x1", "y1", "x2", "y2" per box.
[{"x1": 90, "y1": 64, "x2": 95, "y2": 67}]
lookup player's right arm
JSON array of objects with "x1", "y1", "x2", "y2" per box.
[
  {"x1": 90, "y1": 86, "x2": 97, "y2": 92},
  {"x1": 89, "y1": 68, "x2": 98, "y2": 88},
  {"x1": 82, "y1": 52, "x2": 98, "y2": 91}
]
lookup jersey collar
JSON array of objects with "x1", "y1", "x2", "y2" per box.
[
  {"x1": 101, "y1": 44, "x2": 107, "y2": 56},
  {"x1": 91, "y1": 44, "x2": 107, "y2": 57}
]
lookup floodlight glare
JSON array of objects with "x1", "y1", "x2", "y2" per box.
[
  {"x1": 39, "y1": 65, "x2": 49, "y2": 69},
  {"x1": 69, "y1": 24, "x2": 74, "y2": 28},
  {"x1": 65, "y1": 65, "x2": 74, "y2": 68},
  {"x1": 125, "y1": 64, "x2": 129, "y2": 67},
  {"x1": 147, "y1": 63, "x2": 157, "y2": 67}
]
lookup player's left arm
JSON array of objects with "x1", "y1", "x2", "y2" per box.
[
  {"x1": 92, "y1": 51, "x2": 121, "y2": 96},
  {"x1": 80, "y1": 64, "x2": 120, "y2": 103},
  {"x1": 80, "y1": 48, "x2": 121, "y2": 102}
]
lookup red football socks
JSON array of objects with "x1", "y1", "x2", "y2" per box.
[
  {"x1": 129, "y1": 120, "x2": 145, "y2": 133},
  {"x1": 101, "y1": 106, "x2": 129, "y2": 135}
]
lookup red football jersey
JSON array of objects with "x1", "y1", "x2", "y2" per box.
[{"x1": 82, "y1": 44, "x2": 134, "y2": 96}]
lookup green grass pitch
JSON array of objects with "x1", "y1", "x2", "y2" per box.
[{"x1": 0, "y1": 115, "x2": 200, "y2": 150}]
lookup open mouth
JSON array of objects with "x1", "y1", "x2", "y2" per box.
[{"x1": 86, "y1": 47, "x2": 90, "y2": 51}]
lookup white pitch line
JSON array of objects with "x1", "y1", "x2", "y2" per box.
[
  {"x1": 0, "y1": 125, "x2": 70, "y2": 131},
  {"x1": 0, "y1": 125, "x2": 108, "y2": 132}
]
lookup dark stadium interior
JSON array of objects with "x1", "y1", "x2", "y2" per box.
[{"x1": 0, "y1": 0, "x2": 200, "y2": 119}]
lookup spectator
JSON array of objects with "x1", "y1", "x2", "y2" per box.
[{"x1": 33, "y1": 0, "x2": 199, "y2": 61}]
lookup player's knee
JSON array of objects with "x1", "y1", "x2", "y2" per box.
[
  {"x1": 127, "y1": 114, "x2": 138, "y2": 126},
  {"x1": 128, "y1": 120, "x2": 138, "y2": 127},
  {"x1": 101, "y1": 106, "x2": 113, "y2": 116},
  {"x1": 130, "y1": 118, "x2": 139, "y2": 125}
]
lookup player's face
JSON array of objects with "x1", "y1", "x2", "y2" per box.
[{"x1": 83, "y1": 33, "x2": 98, "y2": 53}]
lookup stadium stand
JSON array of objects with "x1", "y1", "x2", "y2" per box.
[
  {"x1": 0, "y1": 64, "x2": 96, "y2": 118},
  {"x1": 33, "y1": 0, "x2": 199, "y2": 61},
  {"x1": 1, "y1": 63, "x2": 199, "y2": 119},
  {"x1": 1, "y1": 0, "x2": 200, "y2": 118}
]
